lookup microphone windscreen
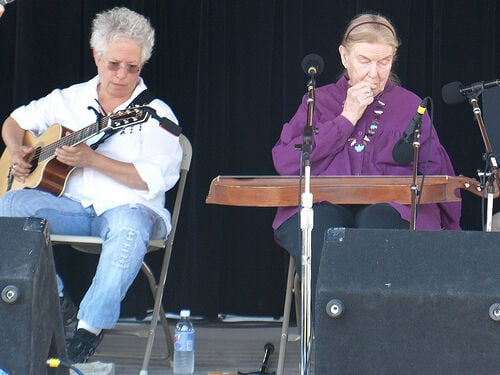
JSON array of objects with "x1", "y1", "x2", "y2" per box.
[
  {"x1": 392, "y1": 138, "x2": 414, "y2": 165},
  {"x1": 301, "y1": 53, "x2": 324, "y2": 76},
  {"x1": 441, "y1": 81, "x2": 465, "y2": 105}
]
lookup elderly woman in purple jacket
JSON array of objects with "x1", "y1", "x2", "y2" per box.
[{"x1": 272, "y1": 13, "x2": 461, "y2": 293}]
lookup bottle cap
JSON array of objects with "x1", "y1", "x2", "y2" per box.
[{"x1": 180, "y1": 309, "x2": 191, "y2": 318}]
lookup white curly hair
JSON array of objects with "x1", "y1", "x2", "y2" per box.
[{"x1": 90, "y1": 7, "x2": 155, "y2": 65}]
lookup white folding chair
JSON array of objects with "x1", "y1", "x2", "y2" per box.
[{"x1": 50, "y1": 133, "x2": 192, "y2": 375}]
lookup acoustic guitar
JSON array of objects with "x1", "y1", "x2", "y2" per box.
[{"x1": 0, "y1": 106, "x2": 150, "y2": 197}]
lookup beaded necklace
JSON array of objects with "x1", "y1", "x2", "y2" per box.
[{"x1": 348, "y1": 99, "x2": 385, "y2": 152}]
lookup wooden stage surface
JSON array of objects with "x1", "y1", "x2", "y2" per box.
[{"x1": 75, "y1": 319, "x2": 302, "y2": 375}]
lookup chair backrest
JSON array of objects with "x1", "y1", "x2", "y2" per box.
[
  {"x1": 50, "y1": 133, "x2": 192, "y2": 253},
  {"x1": 165, "y1": 133, "x2": 192, "y2": 251}
]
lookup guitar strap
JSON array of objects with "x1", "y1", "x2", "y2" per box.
[
  {"x1": 129, "y1": 89, "x2": 182, "y2": 136},
  {"x1": 90, "y1": 89, "x2": 182, "y2": 150}
]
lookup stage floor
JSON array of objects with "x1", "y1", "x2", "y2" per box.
[{"x1": 78, "y1": 320, "x2": 303, "y2": 375}]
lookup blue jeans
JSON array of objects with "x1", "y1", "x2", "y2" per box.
[{"x1": 0, "y1": 189, "x2": 167, "y2": 329}]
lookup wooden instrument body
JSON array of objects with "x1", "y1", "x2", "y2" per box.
[{"x1": 206, "y1": 175, "x2": 484, "y2": 207}]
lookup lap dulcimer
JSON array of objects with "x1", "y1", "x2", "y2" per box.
[{"x1": 206, "y1": 175, "x2": 488, "y2": 207}]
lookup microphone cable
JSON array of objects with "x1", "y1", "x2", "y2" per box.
[{"x1": 47, "y1": 358, "x2": 84, "y2": 375}]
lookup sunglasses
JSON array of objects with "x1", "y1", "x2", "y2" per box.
[{"x1": 105, "y1": 61, "x2": 141, "y2": 74}]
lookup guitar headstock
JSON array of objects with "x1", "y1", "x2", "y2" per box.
[{"x1": 105, "y1": 106, "x2": 151, "y2": 130}]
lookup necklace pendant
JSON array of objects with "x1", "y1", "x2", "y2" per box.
[
  {"x1": 347, "y1": 97, "x2": 384, "y2": 152},
  {"x1": 354, "y1": 144, "x2": 365, "y2": 152}
]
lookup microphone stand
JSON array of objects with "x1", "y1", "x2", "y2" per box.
[
  {"x1": 409, "y1": 128, "x2": 421, "y2": 230},
  {"x1": 299, "y1": 74, "x2": 316, "y2": 375},
  {"x1": 467, "y1": 93, "x2": 499, "y2": 231}
]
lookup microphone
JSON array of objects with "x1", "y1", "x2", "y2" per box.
[
  {"x1": 442, "y1": 79, "x2": 500, "y2": 104},
  {"x1": 392, "y1": 97, "x2": 429, "y2": 165},
  {"x1": 301, "y1": 53, "x2": 324, "y2": 76}
]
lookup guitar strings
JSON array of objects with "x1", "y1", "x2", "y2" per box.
[{"x1": 32, "y1": 107, "x2": 143, "y2": 163}]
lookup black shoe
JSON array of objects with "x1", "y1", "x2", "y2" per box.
[
  {"x1": 66, "y1": 328, "x2": 104, "y2": 363},
  {"x1": 59, "y1": 295, "x2": 78, "y2": 326}
]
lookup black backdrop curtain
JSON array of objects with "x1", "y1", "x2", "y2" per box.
[{"x1": 0, "y1": 0, "x2": 498, "y2": 319}]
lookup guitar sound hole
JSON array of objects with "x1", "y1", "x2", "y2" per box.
[{"x1": 29, "y1": 148, "x2": 41, "y2": 174}]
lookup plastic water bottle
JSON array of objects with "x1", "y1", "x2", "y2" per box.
[{"x1": 173, "y1": 309, "x2": 195, "y2": 374}]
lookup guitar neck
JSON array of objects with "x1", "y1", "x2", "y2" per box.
[
  {"x1": 32, "y1": 107, "x2": 149, "y2": 164},
  {"x1": 38, "y1": 116, "x2": 108, "y2": 162}
]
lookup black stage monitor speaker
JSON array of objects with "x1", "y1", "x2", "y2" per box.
[
  {"x1": 315, "y1": 227, "x2": 500, "y2": 375},
  {"x1": 484, "y1": 85, "x2": 500, "y2": 153},
  {"x1": 0, "y1": 217, "x2": 67, "y2": 375}
]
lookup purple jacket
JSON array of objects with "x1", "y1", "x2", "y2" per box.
[{"x1": 272, "y1": 76, "x2": 461, "y2": 231}]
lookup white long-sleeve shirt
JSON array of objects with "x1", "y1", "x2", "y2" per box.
[{"x1": 11, "y1": 75, "x2": 183, "y2": 233}]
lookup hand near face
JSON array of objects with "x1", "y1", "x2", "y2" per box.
[
  {"x1": 341, "y1": 81, "x2": 377, "y2": 126},
  {"x1": 338, "y1": 42, "x2": 394, "y2": 126}
]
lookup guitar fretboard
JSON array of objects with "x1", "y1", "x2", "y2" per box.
[
  {"x1": 30, "y1": 107, "x2": 148, "y2": 164},
  {"x1": 35, "y1": 117, "x2": 107, "y2": 163}
]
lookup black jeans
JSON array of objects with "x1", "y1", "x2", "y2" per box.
[{"x1": 274, "y1": 202, "x2": 409, "y2": 310}]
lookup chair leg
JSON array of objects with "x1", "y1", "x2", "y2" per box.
[
  {"x1": 294, "y1": 271, "x2": 301, "y2": 334},
  {"x1": 159, "y1": 303, "x2": 174, "y2": 356},
  {"x1": 92, "y1": 260, "x2": 173, "y2": 365},
  {"x1": 140, "y1": 250, "x2": 174, "y2": 374},
  {"x1": 277, "y1": 256, "x2": 296, "y2": 375}
]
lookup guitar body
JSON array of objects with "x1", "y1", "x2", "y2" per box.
[
  {"x1": 0, "y1": 106, "x2": 149, "y2": 198},
  {"x1": 0, "y1": 124, "x2": 75, "y2": 197}
]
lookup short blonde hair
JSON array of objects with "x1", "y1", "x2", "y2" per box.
[{"x1": 341, "y1": 13, "x2": 400, "y2": 52}]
